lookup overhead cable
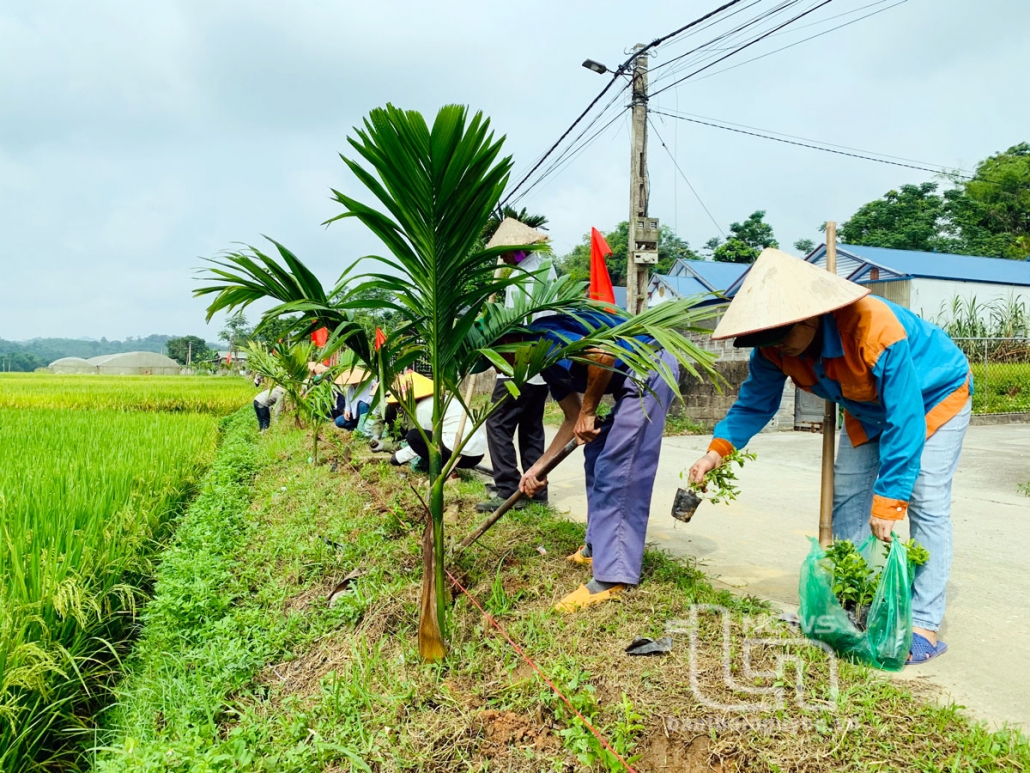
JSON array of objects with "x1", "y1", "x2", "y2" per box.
[
  {"x1": 649, "y1": 117, "x2": 726, "y2": 237},
  {"x1": 500, "y1": 0, "x2": 749, "y2": 206},
  {"x1": 686, "y1": 0, "x2": 910, "y2": 85},
  {"x1": 650, "y1": 109, "x2": 973, "y2": 178},
  {"x1": 650, "y1": 0, "x2": 836, "y2": 98}
]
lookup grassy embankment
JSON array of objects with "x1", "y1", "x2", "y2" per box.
[
  {"x1": 0, "y1": 374, "x2": 253, "y2": 772},
  {"x1": 96, "y1": 418, "x2": 1030, "y2": 772}
]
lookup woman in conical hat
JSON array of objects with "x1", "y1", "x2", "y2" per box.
[{"x1": 687, "y1": 248, "x2": 972, "y2": 666}]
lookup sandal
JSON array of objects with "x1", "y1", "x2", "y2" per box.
[
  {"x1": 553, "y1": 583, "x2": 624, "y2": 614},
  {"x1": 566, "y1": 546, "x2": 593, "y2": 567},
  {"x1": 906, "y1": 632, "x2": 948, "y2": 666}
]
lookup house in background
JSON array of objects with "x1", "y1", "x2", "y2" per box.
[
  {"x1": 746, "y1": 244, "x2": 1030, "y2": 318},
  {"x1": 647, "y1": 259, "x2": 748, "y2": 306},
  {"x1": 647, "y1": 245, "x2": 1030, "y2": 432}
]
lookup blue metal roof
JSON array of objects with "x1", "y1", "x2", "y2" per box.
[
  {"x1": 687, "y1": 260, "x2": 749, "y2": 291},
  {"x1": 656, "y1": 275, "x2": 712, "y2": 297},
  {"x1": 839, "y1": 244, "x2": 1030, "y2": 287},
  {"x1": 669, "y1": 259, "x2": 748, "y2": 291}
]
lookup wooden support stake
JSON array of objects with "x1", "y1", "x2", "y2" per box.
[{"x1": 819, "y1": 222, "x2": 838, "y2": 548}]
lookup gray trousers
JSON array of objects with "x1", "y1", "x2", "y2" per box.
[{"x1": 583, "y1": 351, "x2": 678, "y2": 585}]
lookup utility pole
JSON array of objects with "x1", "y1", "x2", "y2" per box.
[
  {"x1": 626, "y1": 44, "x2": 658, "y2": 315},
  {"x1": 187, "y1": 340, "x2": 192, "y2": 369}
]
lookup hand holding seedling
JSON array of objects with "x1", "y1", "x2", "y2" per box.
[
  {"x1": 684, "y1": 449, "x2": 756, "y2": 505},
  {"x1": 687, "y1": 451, "x2": 722, "y2": 489}
]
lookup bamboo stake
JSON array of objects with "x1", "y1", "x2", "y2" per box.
[{"x1": 819, "y1": 222, "x2": 838, "y2": 548}]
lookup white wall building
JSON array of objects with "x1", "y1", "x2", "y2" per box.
[{"x1": 800, "y1": 244, "x2": 1030, "y2": 320}]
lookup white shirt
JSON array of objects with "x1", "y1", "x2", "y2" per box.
[
  {"x1": 344, "y1": 380, "x2": 375, "y2": 414},
  {"x1": 254, "y1": 386, "x2": 285, "y2": 407},
  {"x1": 414, "y1": 396, "x2": 487, "y2": 457},
  {"x1": 502, "y1": 254, "x2": 557, "y2": 387}
]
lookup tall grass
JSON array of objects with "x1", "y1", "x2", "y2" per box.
[
  {"x1": 933, "y1": 294, "x2": 1030, "y2": 343},
  {"x1": 0, "y1": 407, "x2": 218, "y2": 771},
  {"x1": 0, "y1": 374, "x2": 255, "y2": 414}
]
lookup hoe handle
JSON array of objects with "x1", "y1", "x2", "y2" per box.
[{"x1": 457, "y1": 438, "x2": 579, "y2": 553}]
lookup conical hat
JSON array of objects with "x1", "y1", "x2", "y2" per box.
[
  {"x1": 387, "y1": 371, "x2": 434, "y2": 404},
  {"x1": 712, "y1": 248, "x2": 869, "y2": 340},
  {"x1": 486, "y1": 218, "x2": 549, "y2": 250},
  {"x1": 334, "y1": 366, "x2": 371, "y2": 386}
]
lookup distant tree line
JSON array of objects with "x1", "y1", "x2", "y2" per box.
[{"x1": 0, "y1": 334, "x2": 221, "y2": 372}]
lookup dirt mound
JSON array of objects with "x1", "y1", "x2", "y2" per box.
[
  {"x1": 636, "y1": 732, "x2": 728, "y2": 772},
  {"x1": 478, "y1": 709, "x2": 560, "y2": 756}
]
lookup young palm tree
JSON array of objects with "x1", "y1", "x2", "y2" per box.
[
  {"x1": 247, "y1": 341, "x2": 337, "y2": 463},
  {"x1": 197, "y1": 104, "x2": 721, "y2": 660}
]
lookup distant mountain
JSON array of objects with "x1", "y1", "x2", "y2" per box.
[{"x1": 0, "y1": 335, "x2": 221, "y2": 373}]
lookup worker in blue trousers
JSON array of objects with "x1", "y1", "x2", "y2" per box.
[
  {"x1": 515, "y1": 311, "x2": 678, "y2": 614},
  {"x1": 688, "y1": 249, "x2": 971, "y2": 666}
]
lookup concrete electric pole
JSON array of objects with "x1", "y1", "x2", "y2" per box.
[{"x1": 626, "y1": 44, "x2": 658, "y2": 315}]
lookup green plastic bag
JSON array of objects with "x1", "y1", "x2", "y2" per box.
[{"x1": 799, "y1": 535, "x2": 913, "y2": 671}]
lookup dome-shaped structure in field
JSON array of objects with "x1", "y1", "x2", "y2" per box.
[
  {"x1": 56, "y1": 351, "x2": 183, "y2": 375},
  {"x1": 49, "y1": 357, "x2": 98, "y2": 374}
]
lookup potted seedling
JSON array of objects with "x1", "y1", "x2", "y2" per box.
[
  {"x1": 672, "y1": 449, "x2": 756, "y2": 523},
  {"x1": 822, "y1": 538, "x2": 929, "y2": 629}
]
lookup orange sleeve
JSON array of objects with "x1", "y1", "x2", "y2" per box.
[
  {"x1": 707, "y1": 438, "x2": 735, "y2": 458},
  {"x1": 872, "y1": 495, "x2": 908, "y2": 521}
]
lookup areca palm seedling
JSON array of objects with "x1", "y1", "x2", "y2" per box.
[
  {"x1": 196, "y1": 103, "x2": 723, "y2": 661},
  {"x1": 247, "y1": 341, "x2": 337, "y2": 463}
]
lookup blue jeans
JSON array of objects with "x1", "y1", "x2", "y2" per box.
[
  {"x1": 832, "y1": 400, "x2": 970, "y2": 632},
  {"x1": 334, "y1": 402, "x2": 370, "y2": 430}
]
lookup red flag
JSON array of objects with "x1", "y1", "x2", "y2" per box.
[
  {"x1": 374, "y1": 327, "x2": 387, "y2": 351},
  {"x1": 311, "y1": 326, "x2": 329, "y2": 347},
  {"x1": 589, "y1": 227, "x2": 616, "y2": 305}
]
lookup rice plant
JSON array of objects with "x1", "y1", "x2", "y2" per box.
[
  {"x1": 0, "y1": 374, "x2": 254, "y2": 414},
  {"x1": 0, "y1": 407, "x2": 219, "y2": 771}
]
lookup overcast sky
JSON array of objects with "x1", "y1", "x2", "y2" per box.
[{"x1": 1, "y1": 0, "x2": 1027, "y2": 342}]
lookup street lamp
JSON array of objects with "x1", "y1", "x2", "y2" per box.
[{"x1": 581, "y1": 59, "x2": 608, "y2": 75}]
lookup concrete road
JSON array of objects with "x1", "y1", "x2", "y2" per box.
[{"x1": 532, "y1": 423, "x2": 1029, "y2": 730}]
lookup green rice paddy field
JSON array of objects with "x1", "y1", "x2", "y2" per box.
[{"x1": 0, "y1": 374, "x2": 253, "y2": 772}]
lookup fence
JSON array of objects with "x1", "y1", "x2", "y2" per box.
[{"x1": 952, "y1": 338, "x2": 1030, "y2": 415}]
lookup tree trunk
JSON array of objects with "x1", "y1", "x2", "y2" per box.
[{"x1": 417, "y1": 441, "x2": 448, "y2": 661}]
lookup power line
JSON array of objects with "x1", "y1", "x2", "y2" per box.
[
  {"x1": 508, "y1": 108, "x2": 629, "y2": 208},
  {"x1": 686, "y1": 0, "x2": 910, "y2": 85},
  {"x1": 516, "y1": 82, "x2": 630, "y2": 192},
  {"x1": 649, "y1": 117, "x2": 726, "y2": 237},
  {"x1": 649, "y1": 0, "x2": 772, "y2": 73},
  {"x1": 500, "y1": 75, "x2": 627, "y2": 207},
  {"x1": 500, "y1": 0, "x2": 750, "y2": 207},
  {"x1": 650, "y1": 0, "x2": 836, "y2": 98},
  {"x1": 762, "y1": 0, "x2": 888, "y2": 36},
  {"x1": 650, "y1": 0, "x2": 802, "y2": 79},
  {"x1": 650, "y1": 0, "x2": 819, "y2": 88},
  {"x1": 657, "y1": 107, "x2": 972, "y2": 173},
  {"x1": 650, "y1": 109, "x2": 973, "y2": 178}
]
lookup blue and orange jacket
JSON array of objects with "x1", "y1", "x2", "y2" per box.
[{"x1": 709, "y1": 297, "x2": 971, "y2": 521}]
